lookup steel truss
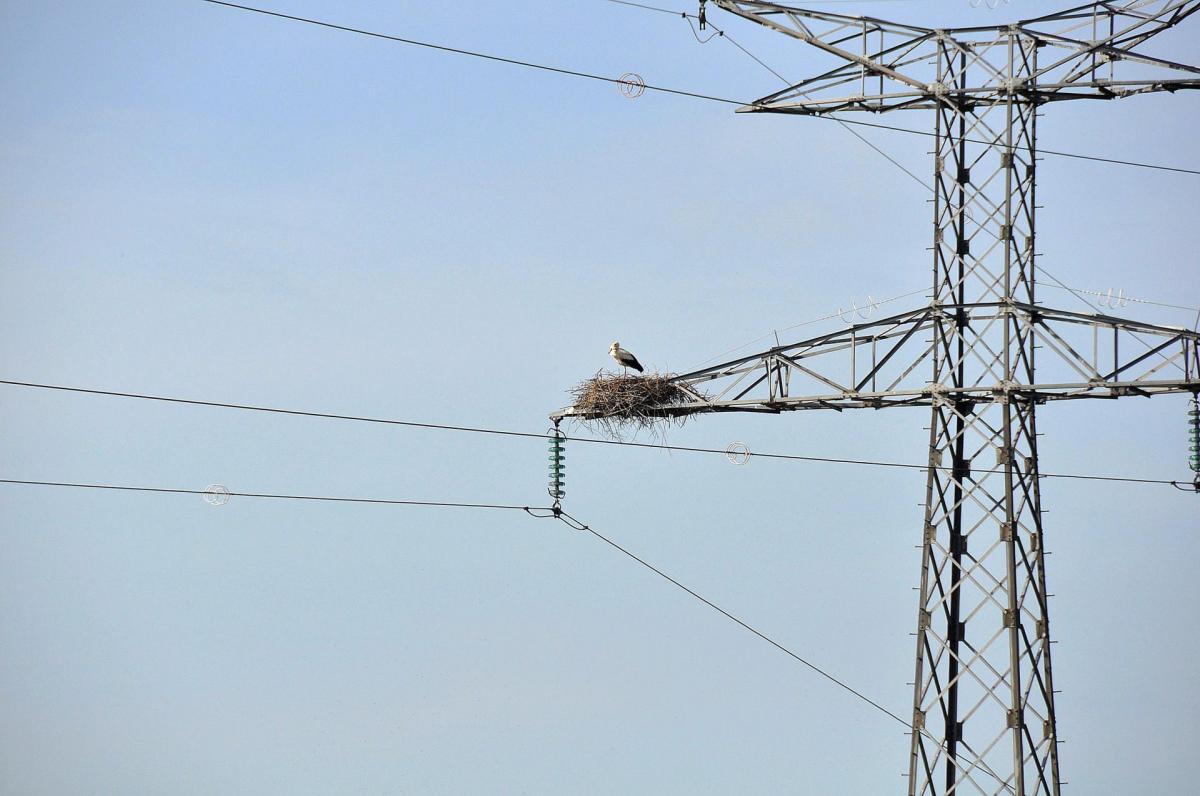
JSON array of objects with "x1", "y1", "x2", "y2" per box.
[{"x1": 553, "y1": 2, "x2": 1199, "y2": 793}]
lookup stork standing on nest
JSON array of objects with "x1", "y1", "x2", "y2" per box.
[{"x1": 609, "y1": 341, "x2": 644, "y2": 375}]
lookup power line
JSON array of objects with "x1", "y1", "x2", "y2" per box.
[
  {"x1": 604, "y1": 0, "x2": 915, "y2": 12},
  {"x1": 199, "y1": 0, "x2": 1200, "y2": 176},
  {"x1": 613, "y1": 0, "x2": 934, "y2": 189},
  {"x1": 1040, "y1": 282, "x2": 1200, "y2": 314},
  {"x1": 0, "y1": 379, "x2": 1187, "y2": 488},
  {"x1": 199, "y1": 0, "x2": 740, "y2": 107},
  {"x1": 0, "y1": 469, "x2": 1005, "y2": 786},
  {"x1": 0, "y1": 478, "x2": 544, "y2": 511},
  {"x1": 1039, "y1": 265, "x2": 1189, "y2": 378},
  {"x1": 0, "y1": 474, "x2": 1028, "y2": 781},
  {"x1": 0, "y1": 378, "x2": 546, "y2": 441},
  {"x1": 555, "y1": 509, "x2": 910, "y2": 723},
  {"x1": 840, "y1": 116, "x2": 1200, "y2": 175},
  {"x1": 0, "y1": 474, "x2": 964, "y2": 732},
  {"x1": 684, "y1": 288, "x2": 930, "y2": 372},
  {"x1": 554, "y1": 509, "x2": 1018, "y2": 792},
  {"x1": 602, "y1": 0, "x2": 683, "y2": 14}
]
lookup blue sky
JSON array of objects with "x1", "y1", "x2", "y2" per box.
[{"x1": 2, "y1": 1, "x2": 1198, "y2": 793}]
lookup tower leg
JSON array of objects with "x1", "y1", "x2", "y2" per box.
[{"x1": 908, "y1": 397, "x2": 1060, "y2": 794}]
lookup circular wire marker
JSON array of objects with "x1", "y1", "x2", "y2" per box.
[
  {"x1": 725, "y1": 442, "x2": 750, "y2": 465},
  {"x1": 617, "y1": 72, "x2": 646, "y2": 98},
  {"x1": 203, "y1": 484, "x2": 231, "y2": 506}
]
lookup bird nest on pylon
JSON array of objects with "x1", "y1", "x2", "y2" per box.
[{"x1": 568, "y1": 370, "x2": 696, "y2": 439}]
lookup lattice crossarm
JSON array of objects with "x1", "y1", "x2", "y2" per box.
[
  {"x1": 1022, "y1": 305, "x2": 1200, "y2": 398},
  {"x1": 1019, "y1": 0, "x2": 1200, "y2": 52},
  {"x1": 717, "y1": 0, "x2": 1199, "y2": 114},
  {"x1": 1014, "y1": 0, "x2": 1200, "y2": 99},
  {"x1": 551, "y1": 307, "x2": 946, "y2": 419},
  {"x1": 713, "y1": 0, "x2": 941, "y2": 114},
  {"x1": 712, "y1": 1, "x2": 933, "y2": 42},
  {"x1": 550, "y1": 304, "x2": 1200, "y2": 420}
]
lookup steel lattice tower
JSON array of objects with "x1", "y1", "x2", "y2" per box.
[{"x1": 553, "y1": 1, "x2": 1200, "y2": 792}]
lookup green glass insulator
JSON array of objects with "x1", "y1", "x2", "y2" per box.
[{"x1": 548, "y1": 452, "x2": 566, "y2": 461}]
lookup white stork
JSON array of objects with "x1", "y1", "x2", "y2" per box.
[{"x1": 609, "y1": 341, "x2": 644, "y2": 374}]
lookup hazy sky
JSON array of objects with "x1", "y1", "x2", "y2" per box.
[{"x1": 2, "y1": 1, "x2": 1198, "y2": 793}]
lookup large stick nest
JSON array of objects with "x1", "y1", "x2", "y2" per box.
[{"x1": 568, "y1": 370, "x2": 697, "y2": 439}]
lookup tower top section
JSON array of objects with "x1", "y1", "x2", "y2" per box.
[{"x1": 713, "y1": 0, "x2": 1200, "y2": 113}]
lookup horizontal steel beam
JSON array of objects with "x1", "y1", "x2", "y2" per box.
[
  {"x1": 714, "y1": 0, "x2": 1200, "y2": 115},
  {"x1": 550, "y1": 303, "x2": 1200, "y2": 420}
]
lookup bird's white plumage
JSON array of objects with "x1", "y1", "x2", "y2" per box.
[{"x1": 609, "y1": 341, "x2": 644, "y2": 373}]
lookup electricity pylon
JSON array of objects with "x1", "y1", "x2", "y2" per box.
[{"x1": 554, "y1": 2, "x2": 1200, "y2": 792}]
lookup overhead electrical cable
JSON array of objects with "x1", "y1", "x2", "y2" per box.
[
  {"x1": 1039, "y1": 265, "x2": 1188, "y2": 376},
  {"x1": 613, "y1": 0, "x2": 934, "y2": 190},
  {"x1": 0, "y1": 478, "x2": 545, "y2": 511},
  {"x1": 0, "y1": 473, "x2": 1010, "y2": 786},
  {"x1": 555, "y1": 508, "x2": 910, "y2": 723},
  {"x1": 604, "y1": 0, "x2": 916, "y2": 12},
  {"x1": 0, "y1": 379, "x2": 1187, "y2": 488},
  {"x1": 200, "y1": 0, "x2": 1200, "y2": 176},
  {"x1": 688, "y1": 276, "x2": 1199, "y2": 376},
  {"x1": 199, "y1": 0, "x2": 741, "y2": 106},
  {"x1": 553, "y1": 509, "x2": 1018, "y2": 793},
  {"x1": 1039, "y1": 280, "x2": 1200, "y2": 314},
  {"x1": 686, "y1": 286, "x2": 931, "y2": 369}
]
